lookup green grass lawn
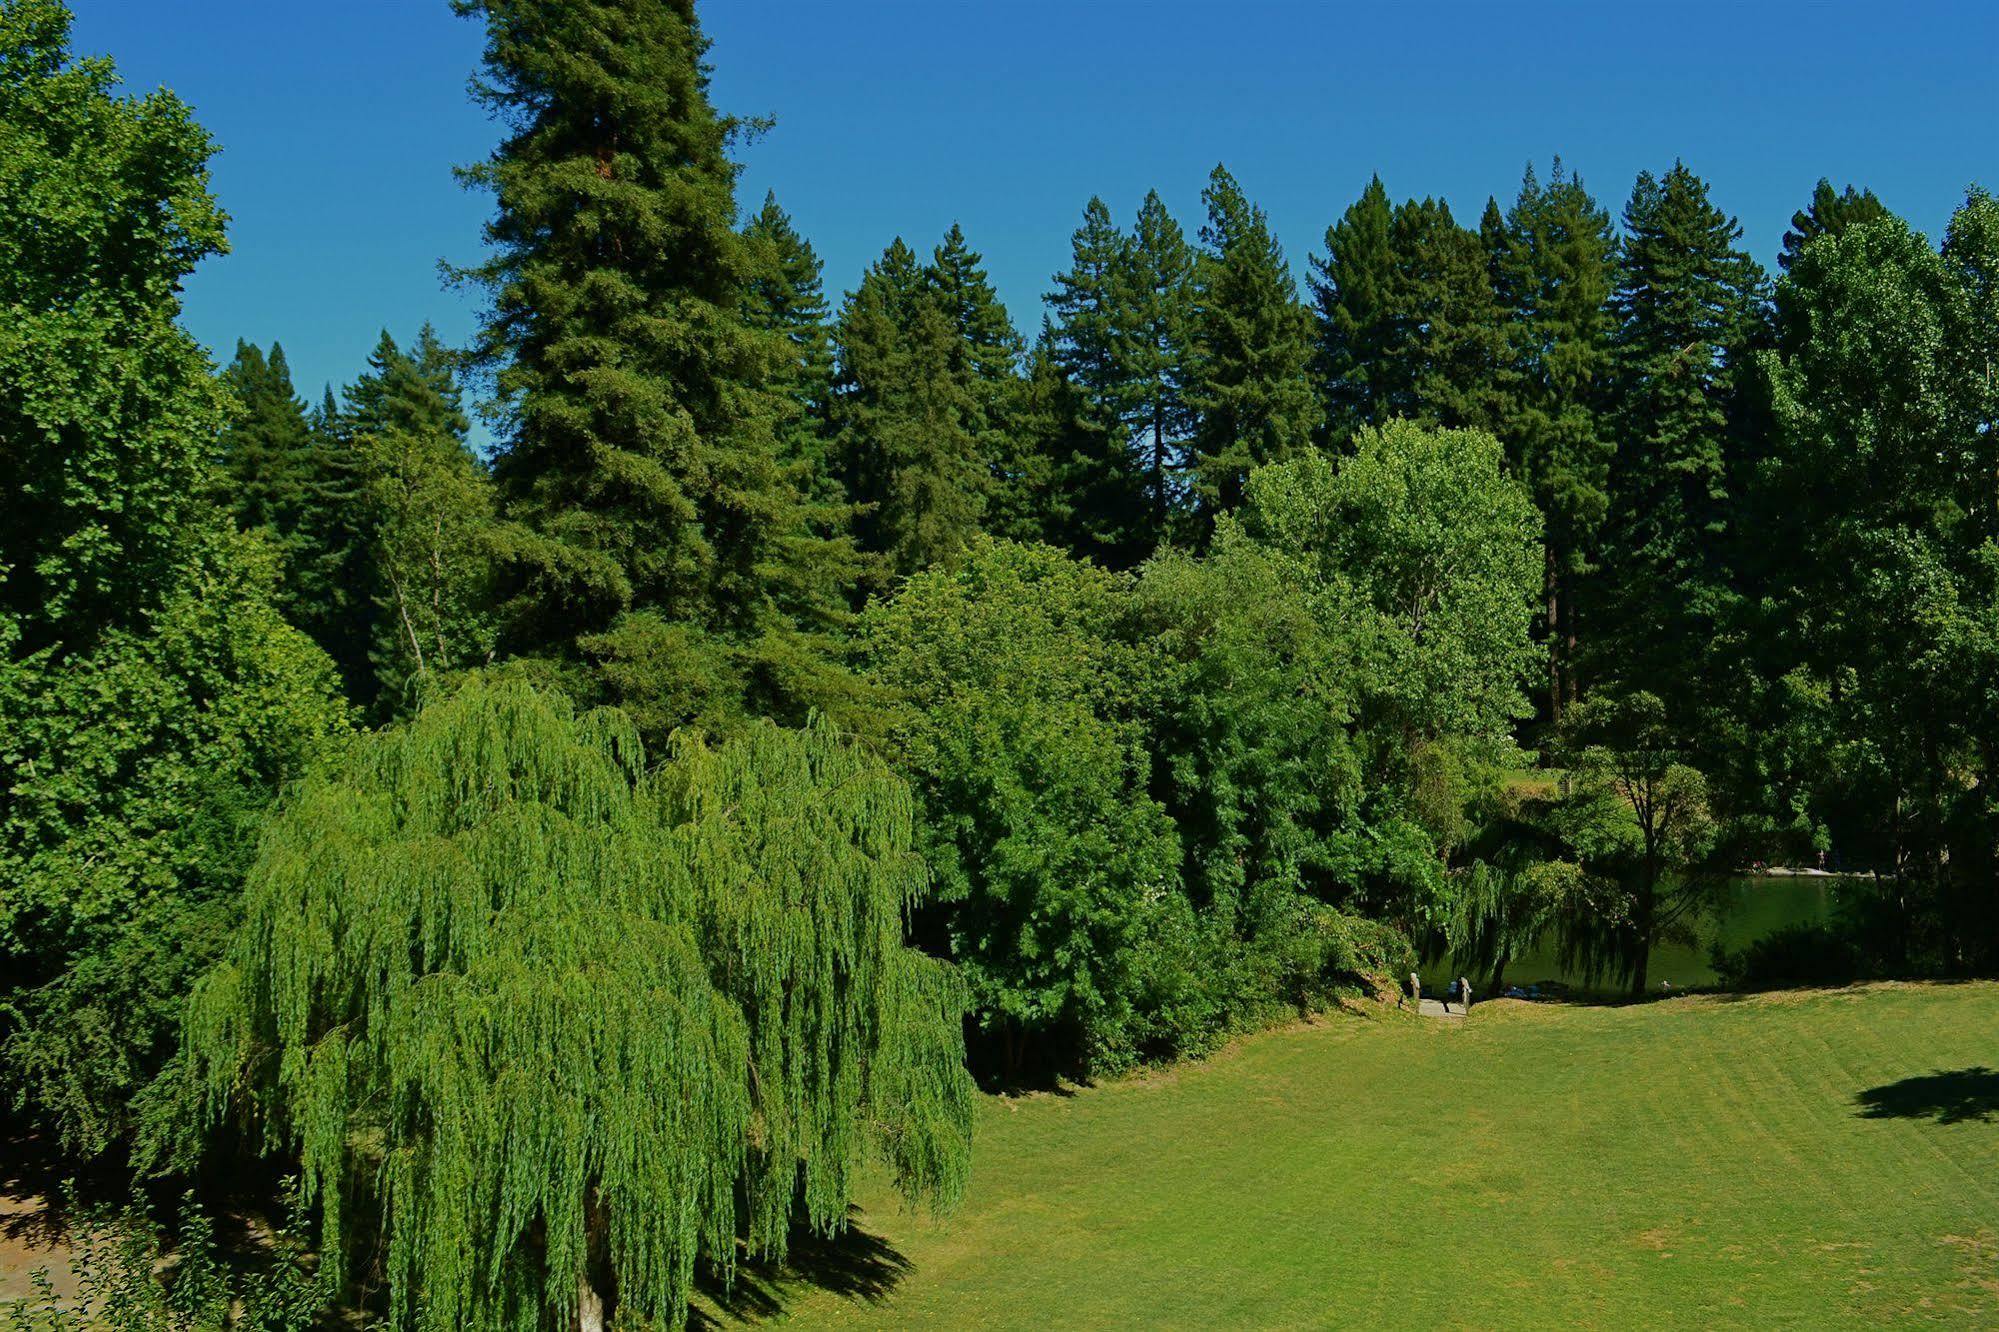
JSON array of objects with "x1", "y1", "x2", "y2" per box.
[{"x1": 730, "y1": 983, "x2": 1999, "y2": 1329}]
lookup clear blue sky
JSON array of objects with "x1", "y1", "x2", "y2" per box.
[{"x1": 72, "y1": 0, "x2": 1999, "y2": 418}]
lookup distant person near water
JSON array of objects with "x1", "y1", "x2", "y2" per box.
[{"x1": 1459, "y1": 977, "x2": 1472, "y2": 1013}]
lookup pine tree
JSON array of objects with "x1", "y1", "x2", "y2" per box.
[
  {"x1": 451, "y1": 0, "x2": 860, "y2": 742},
  {"x1": 1123, "y1": 189, "x2": 1198, "y2": 540},
  {"x1": 928, "y1": 222, "x2": 1027, "y2": 520},
  {"x1": 742, "y1": 191, "x2": 838, "y2": 488},
  {"x1": 831, "y1": 238, "x2": 987, "y2": 577},
  {"x1": 1313, "y1": 184, "x2": 1511, "y2": 439},
  {"x1": 1490, "y1": 159, "x2": 1618, "y2": 717},
  {"x1": 1185, "y1": 165, "x2": 1316, "y2": 523},
  {"x1": 215, "y1": 341, "x2": 374, "y2": 700},
  {"x1": 1778, "y1": 178, "x2": 1890, "y2": 272},
  {"x1": 1310, "y1": 174, "x2": 1397, "y2": 439},
  {"x1": 1600, "y1": 163, "x2": 1767, "y2": 700},
  {"x1": 1043, "y1": 197, "x2": 1152, "y2": 565},
  {"x1": 1389, "y1": 196, "x2": 1512, "y2": 433},
  {"x1": 215, "y1": 342, "x2": 315, "y2": 536},
  {"x1": 180, "y1": 675, "x2": 972, "y2": 1332},
  {"x1": 929, "y1": 221, "x2": 1023, "y2": 388},
  {"x1": 984, "y1": 329, "x2": 1068, "y2": 546},
  {"x1": 344, "y1": 327, "x2": 498, "y2": 716}
]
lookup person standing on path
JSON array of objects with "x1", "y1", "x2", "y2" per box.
[
  {"x1": 1459, "y1": 977, "x2": 1472, "y2": 1014},
  {"x1": 1409, "y1": 971, "x2": 1420, "y2": 1009}
]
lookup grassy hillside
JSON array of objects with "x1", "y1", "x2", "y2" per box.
[{"x1": 737, "y1": 984, "x2": 1998, "y2": 1328}]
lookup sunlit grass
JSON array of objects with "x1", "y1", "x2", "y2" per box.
[{"x1": 751, "y1": 983, "x2": 1999, "y2": 1328}]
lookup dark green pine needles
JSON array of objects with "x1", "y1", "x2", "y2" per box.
[
  {"x1": 1185, "y1": 166, "x2": 1316, "y2": 525},
  {"x1": 181, "y1": 674, "x2": 973, "y2": 1331},
  {"x1": 451, "y1": 0, "x2": 861, "y2": 742}
]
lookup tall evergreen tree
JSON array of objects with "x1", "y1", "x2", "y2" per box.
[
  {"x1": 831, "y1": 238, "x2": 987, "y2": 578},
  {"x1": 929, "y1": 222, "x2": 1027, "y2": 518},
  {"x1": 215, "y1": 340, "x2": 375, "y2": 701},
  {"x1": 1778, "y1": 178, "x2": 1890, "y2": 272},
  {"x1": 929, "y1": 221, "x2": 1023, "y2": 388},
  {"x1": 1490, "y1": 159, "x2": 1619, "y2": 718},
  {"x1": 1314, "y1": 184, "x2": 1511, "y2": 439},
  {"x1": 450, "y1": 0, "x2": 860, "y2": 742},
  {"x1": 1123, "y1": 189, "x2": 1198, "y2": 540},
  {"x1": 214, "y1": 342, "x2": 314, "y2": 536},
  {"x1": 1599, "y1": 163, "x2": 1767, "y2": 705},
  {"x1": 1388, "y1": 196, "x2": 1512, "y2": 433},
  {"x1": 1185, "y1": 165, "x2": 1316, "y2": 523},
  {"x1": 742, "y1": 191, "x2": 837, "y2": 487},
  {"x1": 984, "y1": 329, "x2": 1069, "y2": 547},
  {"x1": 1043, "y1": 197, "x2": 1153, "y2": 565},
  {"x1": 1310, "y1": 174, "x2": 1397, "y2": 439}
]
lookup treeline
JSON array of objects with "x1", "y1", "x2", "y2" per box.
[{"x1": 2, "y1": 0, "x2": 1996, "y2": 1327}]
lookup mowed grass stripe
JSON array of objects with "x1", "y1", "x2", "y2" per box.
[{"x1": 739, "y1": 983, "x2": 1997, "y2": 1330}]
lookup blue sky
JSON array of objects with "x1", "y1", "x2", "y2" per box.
[{"x1": 72, "y1": 1, "x2": 1998, "y2": 418}]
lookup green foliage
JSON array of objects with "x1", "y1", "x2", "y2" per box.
[
  {"x1": 1241, "y1": 423, "x2": 1543, "y2": 744},
  {"x1": 1438, "y1": 856, "x2": 1599, "y2": 992},
  {"x1": 1778, "y1": 178, "x2": 1890, "y2": 273},
  {"x1": 0, "y1": 0, "x2": 227, "y2": 647},
  {"x1": 1136, "y1": 533, "x2": 1413, "y2": 1010},
  {"x1": 1735, "y1": 196, "x2": 1999, "y2": 970},
  {"x1": 1, "y1": 530, "x2": 348, "y2": 1153},
  {"x1": 215, "y1": 341, "x2": 375, "y2": 701},
  {"x1": 861, "y1": 540, "x2": 1185, "y2": 1074},
  {"x1": 1555, "y1": 690, "x2": 1718, "y2": 992},
  {"x1": 452, "y1": 0, "x2": 861, "y2": 741},
  {"x1": 1185, "y1": 166, "x2": 1316, "y2": 522},
  {"x1": 1125, "y1": 189, "x2": 1199, "y2": 535},
  {"x1": 1491, "y1": 159, "x2": 1618, "y2": 557},
  {"x1": 831, "y1": 238, "x2": 990, "y2": 577},
  {"x1": 1489, "y1": 159, "x2": 1618, "y2": 713},
  {"x1": 1041, "y1": 197, "x2": 1156, "y2": 566},
  {"x1": 3, "y1": 1185, "x2": 333, "y2": 1332},
  {"x1": 743, "y1": 192, "x2": 839, "y2": 484},
  {"x1": 0, "y1": 5, "x2": 349, "y2": 1153},
  {"x1": 1138, "y1": 529, "x2": 1358, "y2": 924},
  {"x1": 1595, "y1": 162, "x2": 1767, "y2": 722},
  {"x1": 178, "y1": 675, "x2": 971, "y2": 1330},
  {"x1": 343, "y1": 326, "x2": 498, "y2": 718},
  {"x1": 1311, "y1": 181, "x2": 1510, "y2": 440}
]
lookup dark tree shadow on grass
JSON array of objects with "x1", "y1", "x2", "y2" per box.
[
  {"x1": 689, "y1": 1211, "x2": 911, "y2": 1327},
  {"x1": 1855, "y1": 1068, "x2": 1999, "y2": 1125}
]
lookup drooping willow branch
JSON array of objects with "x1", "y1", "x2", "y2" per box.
[{"x1": 181, "y1": 674, "x2": 973, "y2": 1330}]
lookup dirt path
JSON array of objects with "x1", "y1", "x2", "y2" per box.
[{"x1": 0, "y1": 1193, "x2": 78, "y2": 1303}]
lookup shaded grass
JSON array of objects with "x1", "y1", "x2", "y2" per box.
[{"x1": 755, "y1": 983, "x2": 1999, "y2": 1328}]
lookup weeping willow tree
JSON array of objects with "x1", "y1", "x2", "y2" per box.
[
  {"x1": 179, "y1": 675, "x2": 972, "y2": 1331},
  {"x1": 1438, "y1": 859, "x2": 1597, "y2": 994}
]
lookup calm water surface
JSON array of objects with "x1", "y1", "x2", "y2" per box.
[{"x1": 1423, "y1": 874, "x2": 1871, "y2": 997}]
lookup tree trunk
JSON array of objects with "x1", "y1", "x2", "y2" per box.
[
  {"x1": 1489, "y1": 953, "x2": 1509, "y2": 997},
  {"x1": 1564, "y1": 589, "x2": 1580, "y2": 706},
  {"x1": 1631, "y1": 858, "x2": 1657, "y2": 998},
  {"x1": 577, "y1": 1278, "x2": 607, "y2": 1332},
  {"x1": 577, "y1": 1195, "x2": 615, "y2": 1332},
  {"x1": 1545, "y1": 544, "x2": 1563, "y2": 724}
]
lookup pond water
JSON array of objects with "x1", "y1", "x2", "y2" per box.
[{"x1": 1421, "y1": 874, "x2": 1874, "y2": 997}]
